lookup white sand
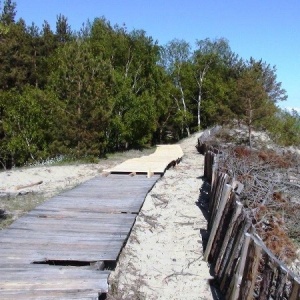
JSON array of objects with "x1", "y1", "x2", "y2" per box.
[
  {"x1": 108, "y1": 134, "x2": 214, "y2": 299},
  {"x1": 0, "y1": 164, "x2": 102, "y2": 198}
]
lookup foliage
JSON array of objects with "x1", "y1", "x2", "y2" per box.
[
  {"x1": 0, "y1": 87, "x2": 60, "y2": 167},
  {"x1": 266, "y1": 109, "x2": 300, "y2": 146},
  {"x1": 48, "y1": 39, "x2": 113, "y2": 157},
  {"x1": 0, "y1": 1, "x2": 296, "y2": 168}
]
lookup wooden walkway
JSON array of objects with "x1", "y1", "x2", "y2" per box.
[
  {"x1": 0, "y1": 145, "x2": 182, "y2": 299},
  {"x1": 104, "y1": 144, "x2": 183, "y2": 174},
  {"x1": 0, "y1": 175, "x2": 160, "y2": 299}
]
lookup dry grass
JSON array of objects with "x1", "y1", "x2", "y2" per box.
[
  {"x1": 200, "y1": 126, "x2": 300, "y2": 264},
  {"x1": 0, "y1": 193, "x2": 47, "y2": 229}
]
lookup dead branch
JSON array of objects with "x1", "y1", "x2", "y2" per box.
[{"x1": 16, "y1": 180, "x2": 43, "y2": 190}]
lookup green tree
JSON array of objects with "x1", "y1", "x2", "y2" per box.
[
  {"x1": 0, "y1": 18, "x2": 33, "y2": 90},
  {"x1": 0, "y1": 0, "x2": 16, "y2": 25},
  {"x1": 0, "y1": 87, "x2": 60, "y2": 167},
  {"x1": 267, "y1": 109, "x2": 300, "y2": 146},
  {"x1": 161, "y1": 39, "x2": 192, "y2": 136},
  {"x1": 49, "y1": 40, "x2": 113, "y2": 157},
  {"x1": 231, "y1": 58, "x2": 287, "y2": 146},
  {"x1": 192, "y1": 38, "x2": 234, "y2": 130},
  {"x1": 229, "y1": 58, "x2": 287, "y2": 147},
  {"x1": 55, "y1": 14, "x2": 72, "y2": 43},
  {"x1": 235, "y1": 68, "x2": 269, "y2": 147}
]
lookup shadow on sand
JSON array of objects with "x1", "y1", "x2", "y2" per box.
[{"x1": 196, "y1": 177, "x2": 224, "y2": 300}]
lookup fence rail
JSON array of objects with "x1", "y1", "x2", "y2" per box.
[{"x1": 199, "y1": 142, "x2": 300, "y2": 300}]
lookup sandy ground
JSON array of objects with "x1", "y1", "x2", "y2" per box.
[
  {"x1": 107, "y1": 134, "x2": 214, "y2": 300},
  {"x1": 0, "y1": 164, "x2": 102, "y2": 198}
]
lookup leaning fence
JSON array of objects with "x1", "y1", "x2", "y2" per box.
[{"x1": 199, "y1": 141, "x2": 300, "y2": 299}]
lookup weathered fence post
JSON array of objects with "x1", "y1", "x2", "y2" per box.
[
  {"x1": 227, "y1": 233, "x2": 251, "y2": 299},
  {"x1": 209, "y1": 173, "x2": 229, "y2": 230},
  {"x1": 240, "y1": 236, "x2": 263, "y2": 300},
  {"x1": 289, "y1": 278, "x2": 300, "y2": 300},
  {"x1": 204, "y1": 183, "x2": 232, "y2": 261},
  {"x1": 211, "y1": 155, "x2": 218, "y2": 191},
  {"x1": 198, "y1": 138, "x2": 300, "y2": 299},
  {"x1": 214, "y1": 200, "x2": 243, "y2": 275}
]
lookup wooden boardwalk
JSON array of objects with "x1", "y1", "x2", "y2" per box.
[
  {"x1": 0, "y1": 174, "x2": 160, "y2": 299},
  {"x1": 104, "y1": 144, "x2": 183, "y2": 174},
  {"x1": 0, "y1": 145, "x2": 182, "y2": 299}
]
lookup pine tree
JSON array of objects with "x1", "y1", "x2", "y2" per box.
[{"x1": 0, "y1": 0, "x2": 16, "y2": 25}]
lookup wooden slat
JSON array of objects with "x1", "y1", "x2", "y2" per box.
[
  {"x1": 214, "y1": 200, "x2": 243, "y2": 276},
  {"x1": 0, "y1": 264, "x2": 109, "y2": 299},
  {"x1": 204, "y1": 183, "x2": 232, "y2": 261},
  {"x1": 104, "y1": 145, "x2": 183, "y2": 174},
  {"x1": 0, "y1": 172, "x2": 162, "y2": 298},
  {"x1": 0, "y1": 148, "x2": 179, "y2": 299}
]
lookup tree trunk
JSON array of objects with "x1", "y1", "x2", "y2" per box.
[
  {"x1": 248, "y1": 125, "x2": 252, "y2": 149},
  {"x1": 179, "y1": 85, "x2": 190, "y2": 136},
  {"x1": 248, "y1": 99, "x2": 253, "y2": 148},
  {"x1": 197, "y1": 87, "x2": 201, "y2": 131}
]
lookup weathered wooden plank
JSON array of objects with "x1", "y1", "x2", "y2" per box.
[
  {"x1": 289, "y1": 278, "x2": 300, "y2": 300},
  {"x1": 204, "y1": 183, "x2": 232, "y2": 261},
  {"x1": 0, "y1": 291, "x2": 101, "y2": 300},
  {"x1": 241, "y1": 237, "x2": 263, "y2": 300},
  {"x1": 9, "y1": 214, "x2": 135, "y2": 225},
  {"x1": 0, "y1": 163, "x2": 163, "y2": 298},
  {"x1": 228, "y1": 233, "x2": 251, "y2": 300},
  {"x1": 0, "y1": 247, "x2": 122, "y2": 262},
  {"x1": 2, "y1": 227, "x2": 131, "y2": 238},
  {"x1": 0, "y1": 265, "x2": 109, "y2": 299},
  {"x1": 26, "y1": 209, "x2": 137, "y2": 220},
  {"x1": 210, "y1": 191, "x2": 236, "y2": 262},
  {"x1": 0, "y1": 239, "x2": 125, "y2": 249},
  {"x1": 6, "y1": 220, "x2": 135, "y2": 234},
  {"x1": 219, "y1": 214, "x2": 251, "y2": 293},
  {"x1": 39, "y1": 198, "x2": 145, "y2": 209},
  {"x1": 209, "y1": 173, "x2": 229, "y2": 229},
  {"x1": 0, "y1": 228, "x2": 130, "y2": 239},
  {"x1": 274, "y1": 266, "x2": 288, "y2": 300}
]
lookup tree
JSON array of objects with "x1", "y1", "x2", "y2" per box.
[
  {"x1": 161, "y1": 39, "x2": 192, "y2": 136},
  {"x1": 90, "y1": 22, "x2": 169, "y2": 150},
  {"x1": 249, "y1": 58, "x2": 287, "y2": 103},
  {"x1": 0, "y1": 87, "x2": 60, "y2": 167},
  {"x1": 230, "y1": 58, "x2": 287, "y2": 147},
  {"x1": 233, "y1": 68, "x2": 274, "y2": 146},
  {"x1": 267, "y1": 109, "x2": 300, "y2": 146},
  {"x1": 0, "y1": 0, "x2": 16, "y2": 25},
  {"x1": 236, "y1": 69, "x2": 269, "y2": 147},
  {"x1": 37, "y1": 21, "x2": 58, "y2": 88},
  {"x1": 55, "y1": 14, "x2": 72, "y2": 43},
  {"x1": 49, "y1": 40, "x2": 113, "y2": 157},
  {"x1": 192, "y1": 38, "x2": 233, "y2": 130},
  {"x1": 0, "y1": 18, "x2": 32, "y2": 90}
]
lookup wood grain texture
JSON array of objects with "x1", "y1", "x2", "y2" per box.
[{"x1": 0, "y1": 173, "x2": 161, "y2": 298}]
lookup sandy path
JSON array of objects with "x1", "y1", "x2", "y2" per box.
[{"x1": 108, "y1": 134, "x2": 214, "y2": 300}]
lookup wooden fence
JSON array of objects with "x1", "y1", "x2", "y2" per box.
[{"x1": 201, "y1": 145, "x2": 300, "y2": 299}]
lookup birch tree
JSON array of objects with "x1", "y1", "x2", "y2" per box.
[
  {"x1": 161, "y1": 39, "x2": 192, "y2": 136},
  {"x1": 193, "y1": 38, "x2": 232, "y2": 131}
]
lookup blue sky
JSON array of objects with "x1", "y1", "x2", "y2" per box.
[{"x1": 14, "y1": 0, "x2": 299, "y2": 111}]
